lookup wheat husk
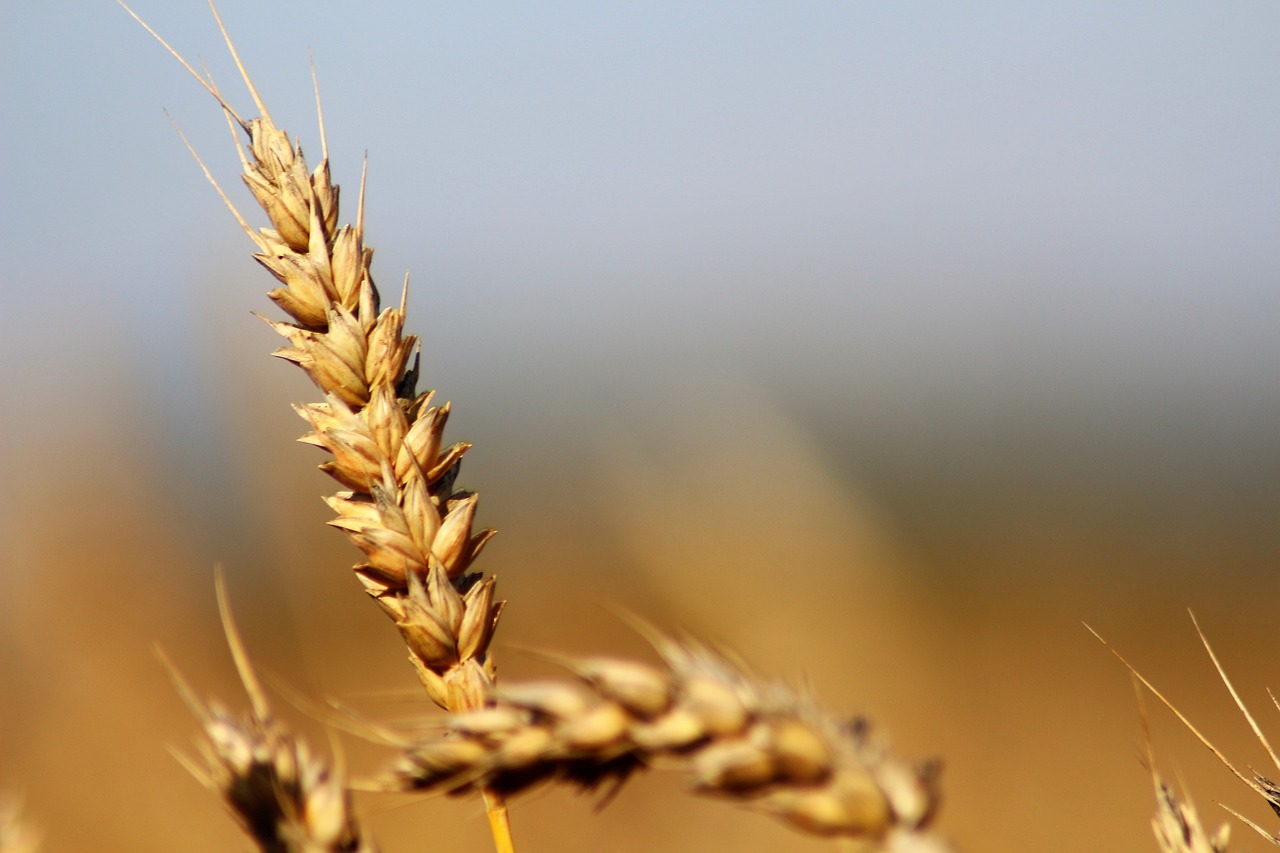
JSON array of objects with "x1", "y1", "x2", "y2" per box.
[{"x1": 1152, "y1": 780, "x2": 1231, "y2": 853}]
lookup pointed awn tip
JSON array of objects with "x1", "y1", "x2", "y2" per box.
[
  {"x1": 1088, "y1": 619, "x2": 1277, "y2": 809},
  {"x1": 116, "y1": 0, "x2": 246, "y2": 128}
]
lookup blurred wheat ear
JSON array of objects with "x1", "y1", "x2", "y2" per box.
[
  {"x1": 119, "y1": 0, "x2": 511, "y2": 844},
  {"x1": 1151, "y1": 772, "x2": 1231, "y2": 853},
  {"x1": 1093, "y1": 615, "x2": 1280, "y2": 850},
  {"x1": 119, "y1": 2, "x2": 955, "y2": 850},
  {"x1": 156, "y1": 570, "x2": 375, "y2": 852}
]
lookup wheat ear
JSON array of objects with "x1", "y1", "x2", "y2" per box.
[
  {"x1": 121, "y1": 1, "x2": 502, "y2": 711},
  {"x1": 1091, "y1": 617, "x2": 1280, "y2": 848},
  {"x1": 387, "y1": 629, "x2": 953, "y2": 852},
  {"x1": 157, "y1": 572, "x2": 376, "y2": 853},
  {"x1": 120, "y1": 2, "x2": 511, "y2": 846}
]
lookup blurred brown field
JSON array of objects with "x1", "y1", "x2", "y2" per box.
[{"x1": 2, "y1": 287, "x2": 1277, "y2": 852}]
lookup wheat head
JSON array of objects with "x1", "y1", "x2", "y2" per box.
[
  {"x1": 1094, "y1": 616, "x2": 1280, "y2": 851},
  {"x1": 118, "y1": 2, "x2": 512, "y2": 846},
  {"x1": 390, "y1": 630, "x2": 952, "y2": 851},
  {"x1": 119, "y1": 1, "x2": 502, "y2": 718}
]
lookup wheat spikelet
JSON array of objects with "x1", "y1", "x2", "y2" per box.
[
  {"x1": 1133, "y1": 674, "x2": 1233, "y2": 853},
  {"x1": 390, "y1": 630, "x2": 952, "y2": 851},
  {"x1": 160, "y1": 574, "x2": 376, "y2": 853}
]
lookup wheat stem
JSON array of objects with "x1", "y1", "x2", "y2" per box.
[{"x1": 482, "y1": 793, "x2": 516, "y2": 853}]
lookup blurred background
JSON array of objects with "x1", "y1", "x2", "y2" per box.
[{"x1": 3, "y1": 2, "x2": 1279, "y2": 850}]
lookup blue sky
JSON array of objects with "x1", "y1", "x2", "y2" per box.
[{"x1": 4, "y1": 1, "x2": 1279, "y2": 520}]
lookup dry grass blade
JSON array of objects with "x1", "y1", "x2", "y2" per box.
[
  {"x1": 1090, "y1": 616, "x2": 1280, "y2": 847},
  {"x1": 389, "y1": 630, "x2": 953, "y2": 852},
  {"x1": 157, "y1": 572, "x2": 376, "y2": 853}
]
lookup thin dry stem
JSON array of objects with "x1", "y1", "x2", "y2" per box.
[{"x1": 1188, "y1": 611, "x2": 1280, "y2": 780}]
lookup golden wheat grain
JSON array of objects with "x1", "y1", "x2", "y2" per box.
[{"x1": 389, "y1": 628, "x2": 953, "y2": 851}]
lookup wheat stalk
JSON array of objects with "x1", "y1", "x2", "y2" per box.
[{"x1": 387, "y1": 628, "x2": 953, "y2": 852}]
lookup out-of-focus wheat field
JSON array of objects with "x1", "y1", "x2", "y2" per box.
[{"x1": 3, "y1": 3, "x2": 1279, "y2": 851}]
